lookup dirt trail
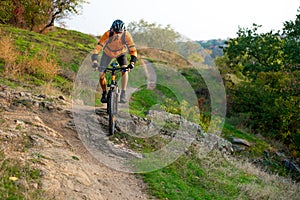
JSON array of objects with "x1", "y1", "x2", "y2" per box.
[
  {"x1": 141, "y1": 59, "x2": 156, "y2": 90},
  {"x1": 39, "y1": 59, "x2": 157, "y2": 199},
  {"x1": 37, "y1": 106, "x2": 151, "y2": 200}
]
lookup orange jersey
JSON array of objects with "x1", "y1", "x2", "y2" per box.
[{"x1": 93, "y1": 30, "x2": 137, "y2": 58}]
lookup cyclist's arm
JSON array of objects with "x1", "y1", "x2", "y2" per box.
[
  {"x1": 125, "y1": 32, "x2": 137, "y2": 64},
  {"x1": 92, "y1": 30, "x2": 110, "y2": 64},
  {"x1": 93, "y1": 31, "x2": 110, "y2": 54}
]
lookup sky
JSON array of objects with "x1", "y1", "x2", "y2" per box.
[{"x1": 64, "y1": 0, "x2": 300, "y2": 41}]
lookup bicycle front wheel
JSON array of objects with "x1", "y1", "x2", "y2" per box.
[{"x1": 107, "y1": 90, "x2": 118, "y2": 135}]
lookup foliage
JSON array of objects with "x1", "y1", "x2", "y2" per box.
[
  {"x1": 127, "y1": 19, "x2": 181, "y2": 51},
  {"x1": 219, "y1": 8, "x2": 300, "y2": 156},
  {"x1": 0, "y1": 0, "x2": 88, "y2": 33},
  {"x1": 0, "y1": 1, "x2": 14, "y2": 25},
  {"x1": 0, "y1": 13, "x2": 299, "y2": 199},
  {"x1": 127, "y1": 20, "x2": 215, "y2": 67},
  {"x1": 223, "y1": 24, "x2": 285, "y2": 78},
  {"x1": 282, "y1": 7, "x2": 300, "y2": 70},
  {"x1": 0, "y1": 33, "x2": 19, "y2": 75}
]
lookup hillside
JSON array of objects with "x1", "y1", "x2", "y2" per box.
[{"x1": 0, "y1": 25, "x2": 300, "y2": 199}]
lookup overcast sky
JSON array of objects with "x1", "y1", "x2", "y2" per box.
[{"x1": 64, "y1": 0, "x2": 300, "y2": 40}]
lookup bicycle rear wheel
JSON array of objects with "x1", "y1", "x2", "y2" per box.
[{"x1": 107, "y1": 90, "x2": 118, "y2": 135}]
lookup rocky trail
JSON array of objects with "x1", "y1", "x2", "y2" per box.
[
  {"x1": 0, "y1": 85, "x2": 153, "y2": 199},
  {"x1": 0, "y1": 60, "x2": 173, "y2": 199},
  {"x1": 0, "y1": 60, "x2": 161, "y2": 200}
]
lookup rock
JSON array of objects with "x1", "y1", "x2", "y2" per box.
[
  {"x1": 58, "y1": 95, "x2": 65, "y2": 100},
  {"x1": 14, "y1": 119, "x2": 25, "y2": 125},
  {"x1": 232, "y1": 144, "x2": 246, "y2": 152},
  {"x1": 38, "y1": 94, "x2": 46, "y2": 99},
  {"x1": 200, "y1": 133, "x2": 233, "y2": 154},
  {"x1": 19, "y1": 92, "x2": 26, "y2": 97},
  {"x1": 231, "y1": 137, "x2": 251, "y2": 147},
  {"x1": 283, "y1": 159, "x2": 300, "y2": 173},
  {"x1": 275, "y1": 151, "x2": 286, "y2": 158},
  {"x1": 0, "y1": 91, "x2": 7, "y2": 98}
]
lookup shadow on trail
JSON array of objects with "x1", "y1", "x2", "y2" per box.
[{"x1": 72, "y1": 105, "x2": 143, "y2": 173}]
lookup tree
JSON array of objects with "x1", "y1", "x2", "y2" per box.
[
  {"x1": 282, "y1": 7, "x2": 300, "y2": 71},
  {"x1": 222, "y1": 24, "x2": 284, "y2": 78},
  {"x1": 40, "y1": 0, "x2": 88, "y2": 33},
  {"x1": 0, "y1": 0, "x2": 88, "y2": 33},
  {"x1": 0, "y1": 1, "x2": 15, "y2": 25},
  {"x1": 127, "y1": 19, "x2": 180, "y2": 51},
  {"x1": 219, "y1": 9, "x2": 300, "y2": 156}
]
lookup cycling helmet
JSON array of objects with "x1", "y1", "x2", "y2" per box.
[{"x1": 111, "y1": 19, "x2": 125, "y2": 32}]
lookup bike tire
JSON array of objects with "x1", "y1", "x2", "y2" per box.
[{"x1": 108, "y1": 90, "x2": 117, "y2": 135}]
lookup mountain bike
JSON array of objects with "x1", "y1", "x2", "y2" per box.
[{"x1": 105, "y1": 62, "x2": 130, "y2": 135}]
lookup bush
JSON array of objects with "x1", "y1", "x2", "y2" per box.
[{"x1": 229, "y1": 71, "x2": 300, "y2": 156}]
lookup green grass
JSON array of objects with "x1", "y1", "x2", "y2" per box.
[
  {"x1": 221, "y1": 123, "x2": 294, "y2": 177},
  {"x1": 124, "y1": 61, "x2": 271, "y2": 198},
  {"x1": 141, "y1": 151, "x2": 261, "y2": 200},
  {"x1": 0, "y1": 24, "x2": 96, "y2": 70},
  {"x1": 0, "y1": 24, "x2": 96, "y2": 95},
  {"x1": 110, "y1": 132, "x2": 170, "y2": 153},
  {"x1": 0, "y1": 76, "x2": 19, "y2": 89},
  {"x1": 140, "y1": 147, "x2": 300, "y2": 200},
  {"x1": 123, "y1": 61, "x2": 299, "y2": 199},
  {"x1": 0, "y1": 158, "x2": 44, "y2": 200},
  {"x1": 222, "y1": 123, "x2": 270, "y2": 157},
  {"x1": 127, "y1": 63, "x2": 147, "y2": 88},
  {"x1": 180, "y1": 67, "x2": 207, "y2": 91},
  {"x1": 129, "y1": 86, "x2": 164, "y2": 117}
]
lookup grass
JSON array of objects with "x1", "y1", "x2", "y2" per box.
[
  {"x1": 222, "y1": 123, "x2": 270, "y2": 157},
  {"x1": 221, "y1": 123, "x2": 299, "y2": 179},
  {"x1": 124, "y1": 60, "x2": 300, "y2": 199},
  {"x1": 0, "y1": 157, "x2": 44, "y2": 200},
  {"x1": 0, "y1": 24, "x2": 95, "y2": 69},
  {"x1": 110, "y1": 132, "x2": 170, "y2": 153},
  {"x1": 140, "y1": 148, "x2": 300, "y2": 200},
  {"x1": 129, "y1": 86, "x2": 165, "y2": 117},
  {"x1": 0, "y1": 24, "x2": 96, "y2": 96}
]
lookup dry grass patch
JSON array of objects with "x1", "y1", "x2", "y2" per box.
[
  {"x1": 200, "y1": 150, "x2": 300, "y2": 200},
  {"x1": 0, "y1": 29, "x2": 57, "y2": 81},
  {"x1": 26, "y1": 49, "x2": 58, "y2": 81},
  {"x1": 0, "y1": 33, "x2": 20, "y2": 75}
]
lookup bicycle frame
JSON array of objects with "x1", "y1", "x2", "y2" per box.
[{"x1": 105, "y1": 62, "x2": 129, "y2": 135}]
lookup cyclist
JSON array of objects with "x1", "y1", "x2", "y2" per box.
[{"x1": 91, "y1": 19, "x2": 137, "y2": 103}]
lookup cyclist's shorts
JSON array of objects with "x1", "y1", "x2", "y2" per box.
[{"x1": 99, "y1": 53, "x2": 128, "y2": 70}]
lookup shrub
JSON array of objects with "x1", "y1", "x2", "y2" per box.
[{"x1": 230, "y1": 71, "x2": 300, "y2": 156}]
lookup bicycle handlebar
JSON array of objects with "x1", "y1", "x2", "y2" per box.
[{"x1": 105, "y1": 62, "x2": 131, "y2": 72}]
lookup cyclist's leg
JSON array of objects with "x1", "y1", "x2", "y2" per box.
[
  {"x1": 117, "y1": 54, "x2": 128, "y2": 103},
  {"x1": 99, "y1": 53, "x2": 112, "y2": 103},
  {"x1": 99, "y1": 53, "x2": 112, "y2": 91},
  {"x1": 117, "y1": 54, "x2": 128, "y2": 91}
]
